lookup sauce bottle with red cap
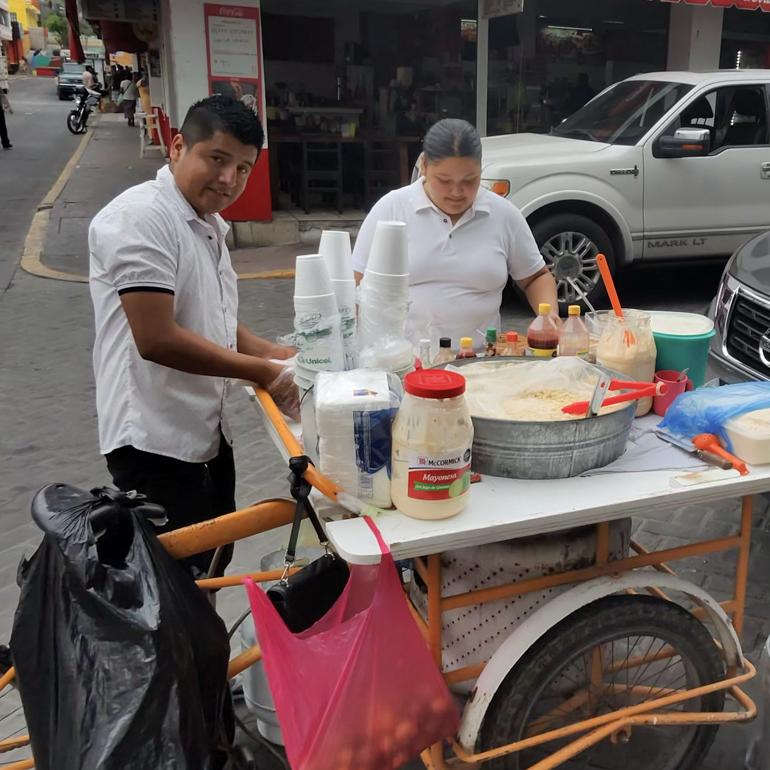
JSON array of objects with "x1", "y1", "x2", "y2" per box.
[{"x1": 391, "y1": 369, "x2": 474, "y2": 520}]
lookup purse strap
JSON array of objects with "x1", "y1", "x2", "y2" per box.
[{"x1": 284, "y1": 455, "x2": 329, "y2": 568}]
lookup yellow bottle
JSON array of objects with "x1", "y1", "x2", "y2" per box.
[{"x1": 455, "y1": 337, "x2": 477, "y2": 359}]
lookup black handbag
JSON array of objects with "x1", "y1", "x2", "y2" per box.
[{"x1": 267, "y1": 456, "x2": 350, "y2": 633}]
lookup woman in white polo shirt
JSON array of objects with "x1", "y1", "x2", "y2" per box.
[{"x1": 352, "y1": 119, "x2": 558, "y2": 350}]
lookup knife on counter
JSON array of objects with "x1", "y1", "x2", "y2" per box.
[{"x1": 656, "y1": 430, "x2": 735, "y2": 471}]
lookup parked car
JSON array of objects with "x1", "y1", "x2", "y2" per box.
[
  {"x1": 442, "y1": 70, "x2": 770, "y2": 310},
  {"x1": 57, "y1": 62, "x2": 85, "y2": 100},
  {"x1": 708, "y1": 230, "x2": 770, "y2": 384}
]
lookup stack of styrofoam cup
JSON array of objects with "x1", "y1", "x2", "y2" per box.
[
  {"x1": 293, "y1": 253, "x2": 345, "y2": 384},
  {"x1": 319, "y1": 230, "x2": 357, "y2": 370},
  {"x1": 293, "y1": 253, "x2": 345, "y2": 464},
  {"x1": 358, "y1": 220, "x2": 411, "y2": 371}
]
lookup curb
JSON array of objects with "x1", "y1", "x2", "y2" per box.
[
  {"x1": 19, "y1": 114, "x2": 297, "y2": 283},
  {"x1": 19, "y1": 117, "x2": 99, "y2": 284},
  {"x1": 237, "y1": 268, "x2": 295, "y2": 280}
]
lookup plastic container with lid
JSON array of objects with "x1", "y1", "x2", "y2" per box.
[
  {"x1": 456, "y1": 337, "x2": 477, "y2": 359},
  {"x1": 723, "y1": 408, "x2": 770, "y2": 465},
  {"x1": 527, "y1": 304, "x2": 559, "y2": 358},
  {"x1": 433, "y1": 337, "x2": 455, "y2": 365},
  {"x1": 596, "y1": 310, "x2": 657, "y2": 416},
  {"x1": 391, "y1": 369, "x2": 474, "y2": 520},
  {"x1": 485, "y1": 327, "x2": 497, "y2": 357},
  {"x1": 646, "y1": 310, "x2": 716, "y2": 388},
  {"x1": 501, "y1": 332, "x2": 520, "y2": 356},
  {"x1": 558, "y1": 305, "x2": 590, "y2": 358}
]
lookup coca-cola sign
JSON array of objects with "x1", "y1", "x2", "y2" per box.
[{"x1": 219, "y1": 6, "x2": 244, "y2": 16}]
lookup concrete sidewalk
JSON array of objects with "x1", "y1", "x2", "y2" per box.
[{"x1": 38, "y1": 115, "x2": 348, "y2": 280}]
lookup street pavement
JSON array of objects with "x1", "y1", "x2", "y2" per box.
[
  {"x1": 0, "y1": 76, "x2": 81, "y2": 293},
  {"x1": 0, "y1": 107, "x2": 768, "y2": 769}
]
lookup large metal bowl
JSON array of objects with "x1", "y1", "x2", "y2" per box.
[{"x1": 435, "y1": 358, "x2": 635, "y2": 480}]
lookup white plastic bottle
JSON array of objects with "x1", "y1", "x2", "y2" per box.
[{"x1": 558, "y1": 305, "x2": 590, "y2": 358}]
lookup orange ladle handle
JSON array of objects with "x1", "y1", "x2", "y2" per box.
[
  {"x1": 597, "y1": 254, "x2": 624, "y2": 320},
  {"x1": 692, "y1": 433, "x2": 749, "y2": 476}
]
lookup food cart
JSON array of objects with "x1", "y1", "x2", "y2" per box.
[{"x1": 0, "y1": 381, "x2": 762, "y2": 770}]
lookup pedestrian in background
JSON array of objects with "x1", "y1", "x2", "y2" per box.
[
  {"x1": 82, "y1": 66, "x2": 95, "y2": 90},
  {"x1": 0, "y1": 73, "x2": 12, "y2": 150},
  {"x1": 121, "y1": 71, "x2": 139, "y2": 127}
]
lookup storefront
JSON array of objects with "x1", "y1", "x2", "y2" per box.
[
  {"x1": 483, "y1": 0, "x2": 671, "y2": 136},
  {"x1": 74, "y1": 0, "x2": 770, "y2": 222}
]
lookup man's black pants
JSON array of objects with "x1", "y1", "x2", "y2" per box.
[{"x1": 106, "y1": 433, "x2": 236, "y2": 579}]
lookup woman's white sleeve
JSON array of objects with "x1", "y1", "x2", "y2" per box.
[{"x1": 508, "y1": 209, "x2": 546, "y2": 282}]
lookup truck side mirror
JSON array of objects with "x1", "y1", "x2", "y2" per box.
[{"x1": 658, "y1": 128, "x2": 711, "y2": 158}]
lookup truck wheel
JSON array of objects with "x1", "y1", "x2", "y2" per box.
[
  {"x1": 478, "y1": 595, "x2": 725, "y2": 770},
  {"x1": 531, "y1": 213, "x2": 615, "y2": 312}
]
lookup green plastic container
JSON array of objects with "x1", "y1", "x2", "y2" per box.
[{"x1": 648, "y1": 311, "x2": 716, "y2": 388}]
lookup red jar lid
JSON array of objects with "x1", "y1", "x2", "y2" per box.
[{"x1": 404, "y1": 369, "x2": 466, "y2": 399}]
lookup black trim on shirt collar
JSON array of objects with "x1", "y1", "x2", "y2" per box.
[{"x1": 117, "y1": 286, "x2": 175, "y2": 296}]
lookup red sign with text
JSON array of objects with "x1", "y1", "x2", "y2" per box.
[
  {"x1": 656, "y1": 0, "x2": 770, "y2": 10},
  {"x1": 204, "y1": 3, "x2": 272, "y2": 220}
]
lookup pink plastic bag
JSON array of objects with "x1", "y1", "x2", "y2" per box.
[{"x1": 245, "y1": 517, "x2": 460, "y2": 770}]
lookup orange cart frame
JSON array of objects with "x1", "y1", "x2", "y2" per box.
[{"x1": 0, "y1": 387, "x2": 758, "y2": 770}]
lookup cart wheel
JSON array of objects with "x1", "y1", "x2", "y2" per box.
[{"x1": 479, "y1": 595, "x2": 726, "y2": 770}]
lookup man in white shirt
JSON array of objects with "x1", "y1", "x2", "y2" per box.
[{"x1": 90, "y1": 96, "x2": 297, "y2": 579}]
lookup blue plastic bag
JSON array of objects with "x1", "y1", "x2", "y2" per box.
[{"x1": 658, "y1": 382, "x2": 770, "y2": 451}]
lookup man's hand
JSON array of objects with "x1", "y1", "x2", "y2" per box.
[
  {"x1": 270, "y1": 344, "x2": 296, "y2": 361},
  {"x1": 238, "y1": 322, "x2": 296, "y2": 360},
  {"x1": 265, "y1": 366, "x2": 301, "y2": 422}
]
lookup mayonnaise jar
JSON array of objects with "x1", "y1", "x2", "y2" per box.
[{"x1": 391, "y1": 370, "x2": 474, "y2": 520}]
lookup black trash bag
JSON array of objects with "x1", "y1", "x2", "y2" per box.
[{"x1": 10, "y1": 483, "x2": 231, "y2": 770}]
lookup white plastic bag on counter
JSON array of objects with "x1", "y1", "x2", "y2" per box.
[
  {"x1": 447, "y1": 358, "x2": 609, "y2": 421},
  {"x1": 315, "y1": 370, "x2": 403, "y2": 508}
]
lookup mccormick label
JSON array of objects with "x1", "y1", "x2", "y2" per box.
[{"x1": 408, "y1": 447, "x2": 472, "y2": 501}]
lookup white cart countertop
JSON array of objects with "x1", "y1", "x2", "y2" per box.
[
  {"x1": 247, "y1": 386, "x2": 770, "y2": 566},
  {"x1": 324, "y1": 464, "x2": 770, "y2": 564}
]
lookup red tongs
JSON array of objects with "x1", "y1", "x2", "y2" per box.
[{"x1": 562, "y1": 378, "x2": 667, "y2": 416}]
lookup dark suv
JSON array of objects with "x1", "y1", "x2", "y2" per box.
[
  {"x1": 709, "y1": 230, "x2": 770, "y2": 384},
  {"x1": 57, "y1": 62, "x2": 85, "y2": 100}
]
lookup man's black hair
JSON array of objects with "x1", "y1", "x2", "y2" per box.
[{"x1": 181, "y1": 96, "x2": 265, "y2": 153}]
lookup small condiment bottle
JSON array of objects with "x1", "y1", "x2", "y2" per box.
[
  {"x1": 496, "y1": 332, "x2": 507, "y2": 355},
  {"x1": 558, "y1": 305, "x2": 590, "y2": 358},
  {"x1": 485, "y1": 328, "x2": 497, "y2": 357},
  {"x1": 419, "y1": 338, "x2": 432, "y2": 367},
  {"x1": 456, "y1": 337, "x2": 477, "y2": 359},
  {"x1": 433, "y1": 337, "x2": 455, "y2": 365},
  {"x1": 502, "y1": 331, "x2": 519, "y2": 356},
  {"x1": 526, "y1": 304, "x2": 559, "y2": 358}
]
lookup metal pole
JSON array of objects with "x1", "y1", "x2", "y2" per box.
[{"x1": 476, "y1": 0, "x2": 489, "y2": 137}]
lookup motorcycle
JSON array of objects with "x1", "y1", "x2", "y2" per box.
[{"x1": 67, "y1": 86, "x2": 101, "y2": 135}]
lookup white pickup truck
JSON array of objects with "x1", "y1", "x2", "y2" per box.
[{"x1": 475, "y1": 70, "x2": 770, "y2": 309}]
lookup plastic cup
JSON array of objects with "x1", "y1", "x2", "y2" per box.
[
  {"x1": 319, "y1": 231, "x2": 354, "y2": 281},
  {"x1": 294, "y1": 254, "x2": 333, "y2": 298},
  {"x1": 367, "y1": 220, "x2": 408, "y2": 276},
  {"x1": 653, "y1": 370, "x2": 694, "y2": 417}
]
